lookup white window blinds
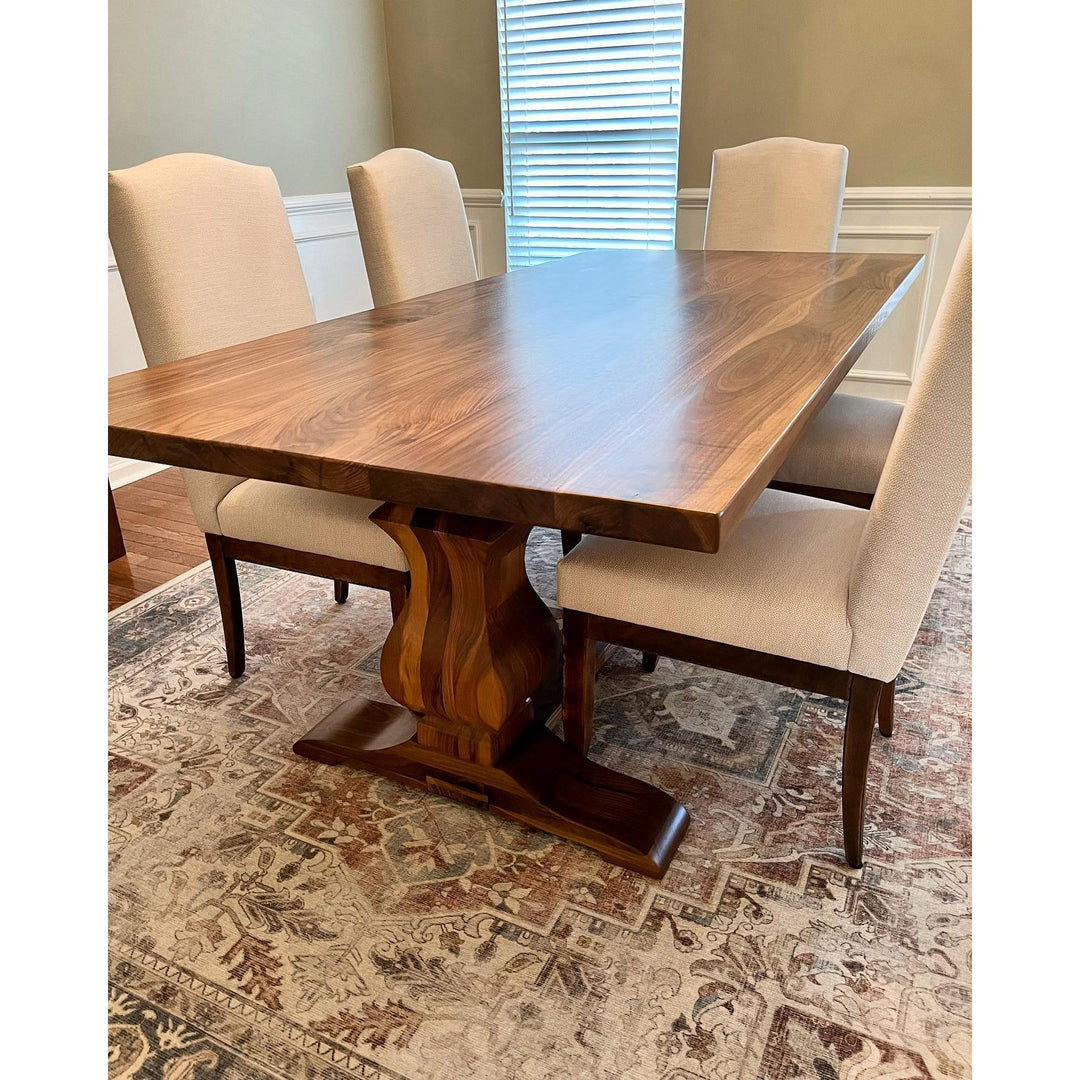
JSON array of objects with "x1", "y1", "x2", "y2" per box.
[{"x1": 497, "y1": 0, "x2": 685, "y2": 270}]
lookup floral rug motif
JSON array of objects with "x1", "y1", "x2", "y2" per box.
[{"x1": 108, "y1": 518, "x2": 971, "y2": 1079}]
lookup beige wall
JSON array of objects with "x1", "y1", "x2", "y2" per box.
[
  {"x1": 108, "y1": 0, "x2": 395, "y2": 196},
  {"x1": 679, "y1": 0, "x2": 971, "y2": 188},
  {"x1": 380, "y1": 0, "x2": 970, "y2": 191},
  {"x1": 382, "y1": 0, "x2": 502, "y2": 189}
]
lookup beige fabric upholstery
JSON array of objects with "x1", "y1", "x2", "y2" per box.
[
  {"x1": 847, "y1": 222, "x2": 972, "y2": 682},
  {"x1": 558, "y1": 222, "x2": 972, "y2": 685},
  {"x1": 347, "y1": 148, "x2": 477, "y2": 307},
  {"x1": 109, "y1": 153, "x2": 315, "y2": 534},
  {"x1": 215, "y1": 482, "x2": 407, "y2": 572},
  {"x1": 773, "y1": 393, "x2": 903, "y2": 495},
  {"x1": 558, "y1": 490, "x2": 868, "y2": 672},
  {"x1": 703, "y1": 138, "x2": 848, "y2": 253}
]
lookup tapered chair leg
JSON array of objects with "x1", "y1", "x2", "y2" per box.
[
  {"x1": 842, "y1": 675, "x2": 884, "y2": 869},
  {"x1": 561, "y1": 609, "x2": 596, "y2": 755},
  {"x1": 205, "y1": 534, "x2": 245, "y2": 678},
  {"x1": 641, "y1": 652, "x2": 659, "y2": 672},
  {"x1": 334, "y1": 579, "x2": 349, "y2": 604},
  {"x1": 878, "y1": 679, "x2": 895, "y2": 737},
  {"x1": 560, "y1": 530, "x2": 582, "y2": 556}
]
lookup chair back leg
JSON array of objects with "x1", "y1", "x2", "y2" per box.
[
  {"x1": 205, "y1": 534, "x2": 245, "y2": 678},
  {"x1": 334, "y1": 579, "x2": 349, "y2": 604},
  {"x1": 842, "y1": 675, "x2": 885, "y2": 868},
  {"x1": 561, "y1": 609, "x2": 596, "y2": 755},
  {"x1": 878, "y1": 679, "x2": 896, "y2": 737}
]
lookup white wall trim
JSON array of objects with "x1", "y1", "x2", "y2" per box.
[
  {"x1": 109, "y1": 189, "x2": 505, "y2": 267},
  {"x1": 463, "y1": 188, "x2": 505, "y2": 208},
  {"x1": 676, "y1": 185, "x2": 972, "y2": 212},
  {"x1": 109, "y1": 458, "x2": 168, "y2": 488}
]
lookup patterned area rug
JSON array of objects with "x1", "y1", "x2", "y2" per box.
[{"x1": 108, "y1": 518, "x2": 971, "y2": 1080}]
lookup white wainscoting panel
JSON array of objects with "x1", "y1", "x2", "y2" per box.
[
  {"x1": 675, "y1": 186, "x2": 972, "y2": 402},
  {"x1": 108, "y1": 189, "x2": 504, "y2": 486}
]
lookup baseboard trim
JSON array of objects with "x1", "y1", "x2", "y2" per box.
[{"x1": 109, "y1": 458, "x2": 168, "y2": 489}]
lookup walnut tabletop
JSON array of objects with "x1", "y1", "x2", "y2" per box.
[{"x1": 108, "y1": 249, "x2": 923, "y2": 553}]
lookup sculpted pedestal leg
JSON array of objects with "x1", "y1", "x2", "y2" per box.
[{"x1": 292, "y1": 504, "x2": 689, "y2": 878}]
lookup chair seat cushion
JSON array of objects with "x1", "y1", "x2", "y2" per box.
[
  {"x1": 215, "y1": 480, "x2": 407, "y2": 571},
  {"x1": 557, "y1": 489, "x2": 868, "y2": 671},
  {"x1": 773, "y1": 393, "x2": 902, "y2": 495}
]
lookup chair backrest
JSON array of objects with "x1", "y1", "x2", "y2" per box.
[
  {"x1": 847, "y1": 221, "x2": 972, "y2": 682},
  {"x1": 109, "y1": 153, "x2": 314, "y2": 534},
  {"x1": 703, "y1": 137, "x2": 848, "y2": 252},
  {"x1": 108, "y1": 153, "x2": 314, "y2": 368},
  {"x1": 347, "y1": 148, "x2": 477, "y2": 308}
]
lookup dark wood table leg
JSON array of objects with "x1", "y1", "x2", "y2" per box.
[
  {"x1": 292, "y1": 504, "x2": 689, "y2": 878},
  {"x1": 108, "y1": 483, "x2": 126, "y2": 562}
]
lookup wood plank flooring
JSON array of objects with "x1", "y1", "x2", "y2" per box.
[{"x1": 109, "y1": 468, "x2": 206, "y2": 611}]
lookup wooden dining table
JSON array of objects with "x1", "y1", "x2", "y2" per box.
[{"x1": 109, "y1": 247, "x2": 922, "y2": 877}]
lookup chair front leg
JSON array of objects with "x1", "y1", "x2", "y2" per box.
[
  {"x1": 334, "y1": 579, "x2": 349, "y2": 603},
  {"x1": 842, "y1": 674, "x2": 885, "y2": 868},
  {"x1": 561, "y1": 609, "x2": 596, "y2": 755},
  {"x1": 205, "y1": 534, "x2": 245, "y2": 678}
]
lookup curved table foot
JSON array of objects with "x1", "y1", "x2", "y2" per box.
[{"x1": 294, "y1": 697, "x2": 688, "y2": 878}]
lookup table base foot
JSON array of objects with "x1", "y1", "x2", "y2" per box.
[{"x1": 293, "y1": 696, "x2": 689, "y2": 878}]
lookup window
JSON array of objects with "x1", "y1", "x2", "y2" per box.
[{"x1": 497, "y1": 0, "x2": 685, "y2": 270}]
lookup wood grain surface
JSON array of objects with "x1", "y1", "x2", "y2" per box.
[{"x1": 109, "y1": 249, "x2": 922, "y2": 552}]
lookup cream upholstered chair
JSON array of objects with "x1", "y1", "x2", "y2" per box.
[
  {"x1": 109, "y1": 154, "x2": 408, "y2": 678},
  {"x1": 557, "y1": 222, "x2": 971, "y2": 869},
  {"x1": 346, "y1": 148, "x2": 477, "y2": 308},
  {"x1": 346, "y1": 150, "x2": 593, "y2": 555},
  {"x1": 703, "y1": 136, "x2": 848, "y2": 253},
  {"x1": 703, "y1": 136, "x2": 902, "y2": 513}
]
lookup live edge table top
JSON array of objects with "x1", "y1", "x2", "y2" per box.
[{"x1": 108, "y1": 248, "x2": 923, "y2": 553}]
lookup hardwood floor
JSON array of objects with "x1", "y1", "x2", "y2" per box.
[{"x1": 108, "y1": 468, "x2": 205, "y2": 611}]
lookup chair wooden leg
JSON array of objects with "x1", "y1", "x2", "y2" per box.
[
  {"x1": 878, "y1": 679, "x2": 895, "y2": 737},
  {"x1": 842, "y1": 675, "x2": 884, "y2": 869},
  {"x1": 334, "y1": 579, "x2": 349, "y2": 604},
  {"x1": 108, "y1": 484, "x2": 126, "y2": 562},
  {"x1": 205, "y1": 534, "x2": 245, "y2": 678},
  {"x1": 560, "y1": 530, "x2": 582, "y2": 556},
  {"x1": 389, "y1": 583, "x2": 408, "y2": 621},
  {"x1": 641, "y1": 652, "x2": 659, "y2": 672},
  {"x1": 561, "y1": 609, "x2": 596, "y2": 755}
]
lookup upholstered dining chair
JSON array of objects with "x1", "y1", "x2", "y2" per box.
[
  {"x1": 557, "y1": 222, "x2": 971, "y2": 869},
  {"x1": 346, "y1": 147, "x2": 477, "y2": 309},
  {"x1": 702, "y1": 136, "x2": 901, "y2": 513},
  {"x1": 109, "y1": 153, "x2": 408, "y2": 678}
]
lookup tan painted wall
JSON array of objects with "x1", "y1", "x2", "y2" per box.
[
  {"x1": 380, "y1": 0, "x2": 970, "y2": 190},
  {"x1": 108, "y1": 0, "x2": 395, "y2": 196},
  {"x1": 679, "y1": 0, "x2": 971, "y2": 188},
  {"x1": 382, "y1": 0, "x2": 503, "y2": 189}
]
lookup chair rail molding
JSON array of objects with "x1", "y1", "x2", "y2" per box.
[
  {"x1": 676, "y1": 185, "x2": 972, "y2": 403},
  {"x1": 108, "y1": 188, "x2": 506, "y2": 487}
]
